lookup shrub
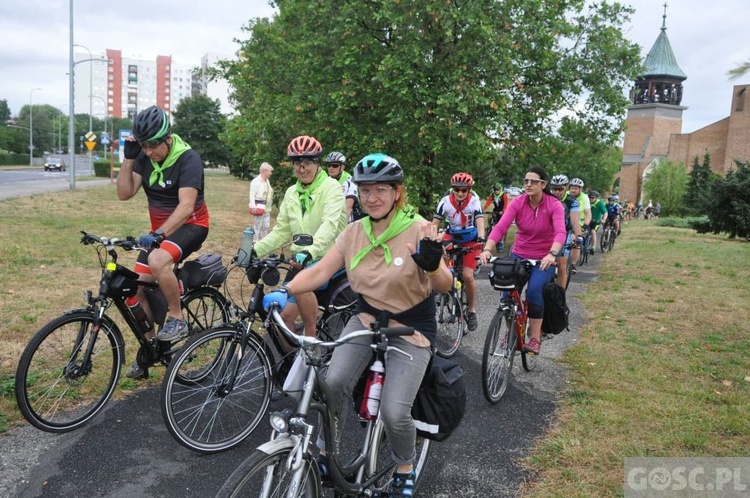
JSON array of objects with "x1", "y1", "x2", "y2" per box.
[
  {"x1": 0, "y1": 153, "x2": 30, "y2": 166},
  {"x1": 93, "y1": 160, "x2": 119, "y2": 177}
]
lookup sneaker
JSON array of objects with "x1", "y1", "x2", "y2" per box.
[
  {"x1": 524, "y1": 337, "x2": 541, "y2": 355},
  {"x1": 157, "y1": 317, "x2": 189, "y2": 343},
  {"x1": 125, "y1": 362, "x2": 148, "y2": 379},
  {"x1": 570, "y1": 264, "x2": 577, "y2": 275},
  {"x1": 466, "y1": 311, "x2": 478, "y2": 332},
  {"x1": 388, "y1": 470, "x2": 416, "y2": 498}
]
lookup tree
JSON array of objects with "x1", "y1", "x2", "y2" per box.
[
  {"x1": 643, "y1": 159, "x2": 688, "y2": 216},
  {"x1": 220, "y1": 0, "x2": 642, "y2": 212},
  {"x1": 172, "y1": 95, "x2": 232, "y2": 168},
  {"x1": 694, "y1": 161, "x2": 750, "y2": 240},
  {"x1": 0, "y1": 99, "x2": 11, "y2": 123},
  {"x1": 683, "y1": 152, "x2": 720, "y2": 216},
  {"x1": 728, "y1": 60, "x2": 750, "y2": 80}
]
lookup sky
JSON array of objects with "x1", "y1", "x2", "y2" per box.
[{"x1": 1, "y1": 0, "x2": 748, "y2": 135}]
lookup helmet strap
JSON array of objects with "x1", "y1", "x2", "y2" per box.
[{"x1": 368, "y1": 199, "x2": 397, "y2": 223}]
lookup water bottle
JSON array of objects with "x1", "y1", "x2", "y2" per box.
[
  {"x1": 126, "y1": 296, "x2": 152, "y2": 333},
  {"x1": 360, "y1": 360, "x2": 385, "y2": 421},
  {"x1": 237, "y1": 227, "x2": 255, "y2": 267}
]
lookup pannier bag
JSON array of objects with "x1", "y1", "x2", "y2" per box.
[
  {"x1": 412, "y1": 355, "x2": 467, "y2": 441},
  {"x1": 488, "y1": 257, "x2": 529, "y2": 290},
  {"x1": 541, "y1": 282, "x2": 570, "y2": 335},
  {"x1": 179, "y1": 253, "x2": 227, "y2": 289}
]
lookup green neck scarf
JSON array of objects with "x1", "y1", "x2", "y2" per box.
[
  {"x1": 149, "y1": 134, "x2": 191, "y2": 187},
  {"x1": 296, "y1": 168, "x2": 327, "y2": 213},
  {"x1": 350, "y1": 205, "x2": 424, "y2": 270}
]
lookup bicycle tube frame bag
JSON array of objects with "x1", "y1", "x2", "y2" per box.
[
  {"x1": 109, "y1": 265, "x2": 140, "y2": 299},
  {"x1": 412, "y1": 355, "x2": 467, "y2": 441},
  {"x1": 179, "y1": 253, "x2": 226, "y2": 289},
  {"x1": 488, "y1": 257, "x2": 529, "y2": 290},
  {"x1": 541, "y1": 282, "x2": 570, "y2": 335}
]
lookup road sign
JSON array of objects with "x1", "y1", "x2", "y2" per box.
[
  {"x1": 85, "y1": 141, "x2": 97, "y2": 151},
  {"x1": 85, "y1": 131, "x2": 97, "y2": 142},
  {"x1": 101, "y1": 132, "x2": 110, "y2": 145}
]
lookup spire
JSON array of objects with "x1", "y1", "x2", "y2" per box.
[
  {"x1": 642, "y1": 2, "x2": 686, "y2": 79},
  {"x1": 661, "y1": 2, "x2": 667, "y2": 31}
]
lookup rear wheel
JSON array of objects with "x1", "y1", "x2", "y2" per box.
[
  {"x1": 15, "y1": 311, "x2": 122, "y2": 432},
  {"x1": 481, "y1": 311, "x2": 516, "y2": 403},
  {"x1": 368, "y1": 419, "x2": 431, "y2": 494},
  {"x1": 435, "y1": 291, "x2": 463, "y2": 358},
  {"x1": 161, "y1": 327, "x2": 272, "y2": 453},
  {"x1": 217, "y1": 445, "x2": 321, "y2": 498}
]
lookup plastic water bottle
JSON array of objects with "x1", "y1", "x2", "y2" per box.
[
  {"x1": 237, "y1": 227, "x2": 255, "y2": 267},
  {"x1": 360, "y1": 360, "x2": 385, "y2": 420},
  {"x1": 126, "y1": 297, "x2": 152, "y2": 333}
]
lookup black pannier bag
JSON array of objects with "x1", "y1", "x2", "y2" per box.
[
  {"x1": 411, "y1": 355, "x2": 467, "y2": 441},
  {"x1": 488, "y1": 257, "x2": 529, "y2": 291},
  {"x1": 179, "y1": 253, "x2": 227, "y2": 289},
  {"x1": 541, "y1": 282, "x2": 570, "y2": 335}
]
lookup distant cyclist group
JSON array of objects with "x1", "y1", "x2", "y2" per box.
[{"x1": 17, "y1": 104, "x2": 637, "y2": 497}]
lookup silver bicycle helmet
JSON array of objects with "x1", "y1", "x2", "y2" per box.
[
  {"x1": 570, "y1": 178, "x2": 584, "y2": 188},
  {"x1": 324, "y1": 151, "x2": 347, "y2": 165},
  {"x1": 550, "y1": 174, "x2": 569, "y2": 186}
]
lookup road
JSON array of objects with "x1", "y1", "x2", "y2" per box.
[
  {"x1": 0, "y1": 260, "x2": 599, "y2": 497},
  {"x1": 0, "y1": 159, "x2": 111, "y2": 201}
]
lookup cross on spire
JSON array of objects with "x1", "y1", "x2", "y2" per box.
[{"x1": 661, "y1": 2, "x2": 668, "y2": 31}]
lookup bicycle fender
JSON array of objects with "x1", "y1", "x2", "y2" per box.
[{"x1": 255, "y1": 435, "x2": 298, "y2": 455}]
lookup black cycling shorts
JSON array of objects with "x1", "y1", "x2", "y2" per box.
[{"x1": 137, "y1": 224, "x2": 209, "y2": 268}]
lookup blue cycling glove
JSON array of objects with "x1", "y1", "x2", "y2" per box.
[
  {"x1": 294, "y1": 251, "x2": 312, "y2": 267},
  {"x1": 263, "y1": 288, "x2": 290, "y2": 311},
  {"x1": 138, "y1": 232, "x2": 163, "y2": 248}
]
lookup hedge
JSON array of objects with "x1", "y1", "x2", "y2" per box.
[
  {"x1": 93, "y1": 160, "x2": 120, "y2": 177},
  {"x1": 0, "y1": 153, "x2": 30, "y2": 166}
]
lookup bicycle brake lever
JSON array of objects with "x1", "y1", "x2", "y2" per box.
[{"x1": 385, "y1": 346, "x2": 413, "y2": 361}]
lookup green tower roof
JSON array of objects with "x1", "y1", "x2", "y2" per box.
[{"x1": 641, "y1": 9, "x2": 686, "y2": 80}]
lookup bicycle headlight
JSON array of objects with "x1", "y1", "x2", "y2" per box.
[{"x1": 269, "y1": 410, "x2": 290, "y2": 433}]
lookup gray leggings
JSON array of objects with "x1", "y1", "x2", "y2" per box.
[{"x1": 325, "y1": 315, "x2": 432, "y2": 466}]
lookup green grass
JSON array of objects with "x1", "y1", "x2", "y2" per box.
[
  {"x1": 522, "y1": 221, "x2": 750, "y2": 497},
  {"x1": 0, "y1": 172, "x2": 253, "y2": 429}
]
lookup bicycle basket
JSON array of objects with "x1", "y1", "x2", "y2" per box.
[{"x1": 488, "y1": 258, "x2": 528, "y2": 290}]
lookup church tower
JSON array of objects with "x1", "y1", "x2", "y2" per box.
[{"x1": 617, "y1": 5, "x2": 687, "y2": 203}]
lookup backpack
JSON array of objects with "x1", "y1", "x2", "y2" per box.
[
  {"x1": 411, "y1": 355, "x2": 467, "y2": 441},
  {"x1": 541, "y1": 282, "x2": 570, "y2": 335}
]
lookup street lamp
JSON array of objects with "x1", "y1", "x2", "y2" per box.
[{"x1": 29, "y1": 88, "x2": 42, "y2": 167}]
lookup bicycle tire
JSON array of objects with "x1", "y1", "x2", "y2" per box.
[
  {"x1": 161, "y1": 326, "x2": 272, "y2": 453},
  {"x1": 481, "y1": 311, "x2": 517, "y2": 403},
  {"x1": 521, "y1": 319, "x2": 537, "y2": 371},
  {"x1": 182, "y1": 286, "x2": 232, "y2": 336},
  {"x1": 217, "y1": 445, "x2": 321, "y2": 498},
  {"x1": 435, "y1": 291, "x2": 463, "y2": 358},
  {"x1": 368, "y1": 419, "x2": 432, "y2": 493},
  {"x1": 15, "y1": 310, "x2": 122, "y2": 432}
]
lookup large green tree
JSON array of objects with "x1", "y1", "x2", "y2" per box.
[
  {"x1": 220, "y1": 0, "x2": 641, "y2": 211},
  {"x1": 643, "y1": 159, "x2": 688, "y2": 217},
  {"x1": 694, "y1": 161, "x2": 750, "y2": 240},
  {"x1": 683, "y1": 152, "x2": 720, "y2": 216},
  {"x1": 172, "y1": 94, "x2": 232, "y2": 168}
]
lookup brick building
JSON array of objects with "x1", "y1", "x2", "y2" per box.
[{"x1": 615, "y1": 12, "x2": 750, "y2": 203}]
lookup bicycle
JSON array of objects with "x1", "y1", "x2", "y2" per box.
[
  {"x1": 160, "y1": 236, "x2": 357, "y2": 454},
  {"x1": 434, "y1": 242, "x2": 480, "y2": 358},
  {"x1": 576, "y1": 227, "x2": 593, "y2": 266},
  {"x1": 14, "y1": 232, "x2": 231, "y2": 433},
  {"x1": 216, "y1": 306, "x2": 432, "y2": 498},
  {"x1": 482, "y1": 258, "x2": 540, "y2": 403},
  {"x1": 600, "y1": 218, "x2": 617, "y2": 252}
]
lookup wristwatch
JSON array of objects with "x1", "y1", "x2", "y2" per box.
[
  {"x1": 152, "y1": 228, "x2": 165, "y2": 243},
  {"x1": 549, "y1": 249, "x2": 560, "y2": 257}
]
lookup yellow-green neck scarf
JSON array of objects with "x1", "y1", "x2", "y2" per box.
[
  {"x1": 295, "y1": 168, "x2": 327, "y2": 213},
  {"x1": 149, "y1": 134, "x2": 191, "y2": 187},
  {"x1": 350, "y1": 205, "x2": 423, "y2": 270}
]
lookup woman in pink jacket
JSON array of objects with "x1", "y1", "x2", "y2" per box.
[{"x1": 479, "y1": 166, "x2": 566, "y2": 354}]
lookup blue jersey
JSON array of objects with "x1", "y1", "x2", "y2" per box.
[{"x1": 606, "y1": 203, "x2": 622, "y2": 219}]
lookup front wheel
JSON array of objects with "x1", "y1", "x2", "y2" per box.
[
  {"x1": 521, "y1": 319, "x2": 537, "y2": 372},
  {"x1": 481, "y1": 311, "x2": 517, "y2": 403},
  {"x1": 161, "y1": 327, "x2": 272, "y2": 453},
  {"x1": 217, "y1": 445, "x2": 321, "y2": 498},
  {"x1": 15, "y1": 310, "x2": 123, "y2": 432},
  {"x1": 435, "y1": 291, "x2": 464, "y2": 358}
]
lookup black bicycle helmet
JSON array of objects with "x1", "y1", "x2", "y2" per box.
[
  {"x1": 324, "y1": 151, "x2": 347, "y2": 165},
  {"x1": 589, "y1": 190, "x2": 600, "y2": 198},
  {"x1": 132, "y1": 106, "x2": 171, "y2": 142},
  {"x1": 353, "y1": 153, "x2": 403, "y2": 184}
]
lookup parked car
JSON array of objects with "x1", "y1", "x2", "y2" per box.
[
  {"x1": 44, "y1": 156, "x2": 66, "y2": 172},
  {"x1": 505, "y1": 186, "x2": 523, "y2": 199}
]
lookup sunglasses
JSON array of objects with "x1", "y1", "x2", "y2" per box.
[
  {"x1": 552, "y1": 187, "x2": 566, "y2": 192},
  {"x1": 453, "y1": 188, "x2": 469, "y2": 193},
  {"x1": 138, "y1": 138, "x2": 166, "y2": 149},
  {"x1": 523, "y1": 178, "x2": 543, "y2": 185},
  {"x1": 292, "y1": 158, "x2": 317, "y2": 168},
  {"x1": 326, "y1": 163, "x2": 342, "y2": 168}
]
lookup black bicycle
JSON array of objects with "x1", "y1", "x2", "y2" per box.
[
  {"x1": 577, "y1": 227, "x2": 593, "y2": 266},
  {"x1": 434, "y1": 243, "x2": 477, "y2": 358},
  {"x1": 601, "y1": 218, "x2": 617, "y2": 252},
  {"x1": 14, "y1": 232, "x2": 231, "y2": 433},
  {"x1": 216, "y1": 307, "x2": 432, "y2": 498},
  {"x1": 160, "y1": 235, "x2": 357, "y2": 454}
]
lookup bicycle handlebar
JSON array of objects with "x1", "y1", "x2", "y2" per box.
[{"x1": 80, "y1": 231, "x2": 147, "y2": 251}]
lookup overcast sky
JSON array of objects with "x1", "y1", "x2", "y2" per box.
[{"x1": 1, "y1": 0, "x2": 747, "y2": 135}]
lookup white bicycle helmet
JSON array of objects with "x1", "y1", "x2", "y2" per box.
[
  {"x1": 570, "y1": 178, "x2": 584, "y2": 188},
  {"x1": 550, "y1": 174, "x2": 569, "y2": 186}
]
